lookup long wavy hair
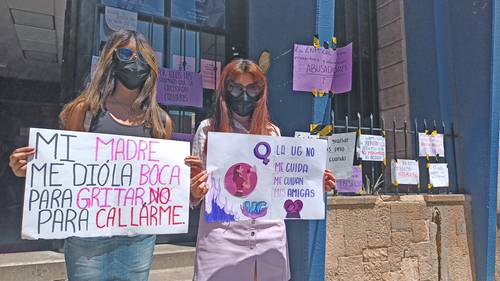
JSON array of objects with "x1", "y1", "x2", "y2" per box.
[
  {"x1": 209, "y1": 59, "x2": 276, "y2": 135},
  {"x1": 59, "y1": 30, "x2": 171, "y2": 138}
]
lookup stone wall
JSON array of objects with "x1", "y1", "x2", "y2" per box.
[{"x1": 325, "y1": 195, "x2": 473, "y2": 281}]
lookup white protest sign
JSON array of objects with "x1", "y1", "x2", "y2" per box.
[
  {"x1": 22, "y1": 128, "x2": 190, "y2": 239},
  {"x1": 391, "y1": 159, "x2": 420, "y2": 185},
  {"x1": 429, "y1": 163, "x2": 449, "y2": 187},
  {"x1": 418, "y1": 133, "x2": 445, "y2": 157},
  {"x1": 326, "y1": 132, "x2": 356, "y2": 179},
  {"x1": 432, "y1": 134, "x2": 445, "y2": 156},
  {"x1": 206, "y1": 132, "x2": 326, "y2": 221},
  {"x1": 105, "y1": 6, "x2": 138, "y2": 32},
  {"x1": 294, "y1": 131, "x2": 319, "y2": 140},
  {"x1": 357, "y1": 134, "x2": 386, "y2": 162}
]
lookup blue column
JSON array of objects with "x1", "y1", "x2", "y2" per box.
[
  {"x1": 404, "y1": 1, "x2": 500, "y2": 280},
  {"x1": 247, "y1": 1, "x2": 334, "y2": 280}
]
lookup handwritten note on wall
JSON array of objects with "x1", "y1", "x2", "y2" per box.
[
  {"x1": 357, "y1": 135, "x2": 386, "y2": 162},
  {"x1": 418, "y1": 133, "x2": 445, "y2": 157},
  {"x1": 293, "y1": 43, "x2": 353, "y2": 93},
  {"x1": 336, "y1": 166, "x2": 363, "y2": 193},
  {"x1": 391, "y1": 159, "x2": 420, "y2": 185},
  {"x1": 428, "y1": 163, "x2": 449, "y2": 187},
  {"x1": 105, "y1": 6, "x2": 137, "y2": 32},
  {"x1": 326, "y1": 132, "x2": 356, "y2": 179},
  {"x1": 156, "y1": 68, "x2": 203, "y2": 108}
]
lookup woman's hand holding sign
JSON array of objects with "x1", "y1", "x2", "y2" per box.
[
  {"x1": 324, "y1": 169, "x2": 336, "y2": 192},
  {"x1": 185, "y1": 155, "x2": 203, "y2": 176},
  {"x1": 185, "y1": 156, "x2": 209, "y2": 201},
  {"x1": 190, "y1": 170, "x2": 209, "y2": 201},
  {"x1": 9, "y1": 146, "x2": 35, "y2": 177}
]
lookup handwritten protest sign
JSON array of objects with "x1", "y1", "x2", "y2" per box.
[
  {"x1": 327, "y1": 132, "x2": 356, "y2": 179},
  {"x1": 391, "y1": 159, "x2": 420, "y2": 185},
  {"x1": 22, "y1": 128, "x2": 190, "y2": 239},
  {"x1": 357, "y1": 135, "x2": 386, "y2": 162},
  {"x1": 293, "y1": 44, "x2": 337, "y2": 92},
  {"x1": 156, "y1": 68, "x2": 203, "y2": 108},
  {"x1": 205, "y1": 132, "x2": 326, "y2": 222},
  {"x1": 418, "y1": 133, "x2": 445, "y2": 157},
  {"x1": 201, "y1": 59, "x2": 222, "y2": 90},
  {"x1": 331, "y1": 43, "x2": 353, "y2": 93},
  {"x1": 336, "y1": 166, "x2": 363, "y2": 193},
  {"x1": 293, "y1": 43, "x2": 352, "y2": 93},
  {"x1": 104, "y1": 6, "x2": 137, "y2": 32},
  {"x1": 428, "y1": 163, "x2": 449, "y2": 187}
]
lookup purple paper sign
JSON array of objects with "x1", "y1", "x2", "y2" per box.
[
  {"x1": 331, "y1": 43, "x2": 352, "y2": 94},
  {"x1": 292, "y1": 43, "x2": 353, "y2": 94},
  {"x1": 293, "y1": 44, "x2": 336, "y2": 92},
  {"x1": 336, "y1": 166, "x2": 363, "y2": 193},
  {"x1": 172, "y1": 132, "x2": 194, "y2": 142},
  {"x1": 156, "y1": 67, "x2": 203, "y2": 108}
]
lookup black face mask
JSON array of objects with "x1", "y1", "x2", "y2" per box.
[
  {"x1": 114, "y1": 57, "x2": 150, "y2": 90},
  {"x1": 227, "y1": 91, "x2": 260, "y2": 117}
]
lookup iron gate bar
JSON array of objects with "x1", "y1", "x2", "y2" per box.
[
  {"x1": 330, "y1": 112, "x2": 458, "y2": 196},
  {"x1": 414, "y1": 118, "x2": 420, "y2": 194}
]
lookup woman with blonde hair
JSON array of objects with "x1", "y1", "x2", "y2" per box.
[{"x1": 9, "y1": 30, "x2": 196, "y2": 281}]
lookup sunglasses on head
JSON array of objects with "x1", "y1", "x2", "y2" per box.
[
  {"x1": 114, "y1": 48, "x2": 148, "y2": 64},
  {"x1": 227, "y1": 81, "x2": 262, "y2": 97}
]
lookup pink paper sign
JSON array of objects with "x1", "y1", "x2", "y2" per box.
[
  {"x1": 172, "y1": 55, "x2": 196, "y2": 72},
  {"x1": 331, "y1": 43, "x2": 353, "y2": 94},
  {"x1": 336, "y1": 166, "x2": 363, "y2": 193},
  {"x1": 201, "y1": 59, "x2": 222, "y2": 90}
]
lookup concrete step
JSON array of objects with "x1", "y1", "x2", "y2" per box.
[
  {"x1": 149, "y1": 266, "x2": 194, "y2": 281},
  {"x1": 0, "y1": 243, "x2": 196, "y2": 281},
  {"x1": 150, "y1": 243, "x2": 196, "y2": 271},
  {"x1": 0, "y1": 250, "x2": 66, "y2": 281}
]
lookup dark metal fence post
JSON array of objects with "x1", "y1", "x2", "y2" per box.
[
  {"x1": 381, "y1": 117, "x2": 387, "y2": 194},
  {"x1": 414, "y1": 118, "x2": 420, "y2": 194},
  {"x1": 393, "y1": 117, "x2": 398, "y2": 195},
  {"x1": 442, "y1": 121, "x2": 450, "y2": 194},
  {"x1": 328, "y1": 114, "x2": 456, "y2": 197},
  {"x1": 451, "y1": 123, "x2": 459, "y2": 194},
  {"x1": 370, "y1": 114, "x2": 375, "y2": 194},
  {"x1": 404, "y1": 119, "x2": 409, "y2": 194}
]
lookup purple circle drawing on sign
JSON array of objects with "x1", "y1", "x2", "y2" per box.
[{"x1": 224, "y1": 163, "x2": 258, "y2": 197}]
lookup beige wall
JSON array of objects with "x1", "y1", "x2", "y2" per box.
[{"x1": 325, "y1": 195, "x2": 473, "y2": 281}]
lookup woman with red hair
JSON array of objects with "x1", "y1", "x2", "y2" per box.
[{"x1": 187, "y1": 59, "x2": 336, "y2": 281}]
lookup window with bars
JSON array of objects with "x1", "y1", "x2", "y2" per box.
[
  {"x1": 333, "y1": 0, "x2": 379, "y2": 128},
  {"x1": 94, "y1": 0, "x2": 228, "y2": 139}
]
